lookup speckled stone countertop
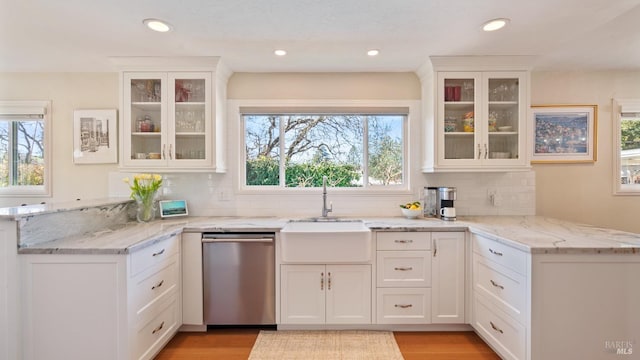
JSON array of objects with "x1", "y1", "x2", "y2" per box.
[{"x1": 16, "y1": 215, "x2": 640, "y2": 255}]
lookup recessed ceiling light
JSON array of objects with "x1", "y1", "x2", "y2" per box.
[
  {"x1": 482, "y1": 18, "x2": 510, "y2": 32},
  {"x1": 143, "y1": 18, "x2": 172, "y2": 33},
  {"x1": 274, "y1": 49, "x2": 287, "y2": 56},
  {"x1": 367, "y1": 49, "x2": 380, "y2": 56}
]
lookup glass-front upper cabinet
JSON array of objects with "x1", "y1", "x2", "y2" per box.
[
  {"x1": 436, "y1": 71, "x2": 527, "y2": 170},
  {"x1": 122, "y1": 72, "x2": 212, "y2": 170}
]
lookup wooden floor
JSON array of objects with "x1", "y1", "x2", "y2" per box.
[{"x1": 155, "y1": 329, "x2": 500, "y2": 360}]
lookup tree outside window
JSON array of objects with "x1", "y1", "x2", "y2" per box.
[{"x1": 244, "y1": 113, "x2": 405, "y2": 188}]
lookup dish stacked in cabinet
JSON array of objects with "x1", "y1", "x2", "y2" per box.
[
  {"x1": 376, "y1": 232, "x2": 432, "y2": 324},
  {"x1": 128, "y1": 235, "x2": 182, "y2": 360},
  {"x1": 471, "y1": 233, "x2": 529, "y2": 360}
]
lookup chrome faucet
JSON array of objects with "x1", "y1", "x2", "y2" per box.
[{"x1": 321, "y1": 176, "x2": 333, "y2": 217}]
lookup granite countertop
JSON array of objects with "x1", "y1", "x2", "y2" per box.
[
  {"x1": 16, "y1": 215, "x2": 640, "y2": 255},
  {"x1": 0, "y1": 197, "x2": 131, "y2": 219}
]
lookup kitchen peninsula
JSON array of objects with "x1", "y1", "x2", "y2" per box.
[{"x1": 1, "y1": 199, "x2": 639, "y2": 360}]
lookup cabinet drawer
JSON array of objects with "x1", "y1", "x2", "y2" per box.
[
  {"x1": 376, "y1": 251, "x2": 431, "y2": 287},
  {"x1": 473, "y1": 294, "x2": 525, "y2": 360},
  {"x1": 135, "y1": 294, "x2": 180, "y2": 360},
  {"x1": 474, "y1": 254, "x2": 526, "y2": 323},
  {"x1": 472, "y1": 234, "x2": 527, "y2": 275},
  {"x1": 131, "y1": 255, "x2": 179, "y2": 314},
  {"x1": 377, "y1": 232, "x2": 431, "y2": 251},
  {"x1": 130, "y1": 236, "x2": 180, "y2": 277},
  {"x1": 376, "y1": 287, "x2": 431, "y2": 324}
]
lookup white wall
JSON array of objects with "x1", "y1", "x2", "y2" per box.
[
  {"x1": 531, "y1": 71, "x2": 640, "y2": 233},
  {"x1": 0, "y1": 73, "x2": 119, "y2": 208},
  {"x1": 113, "y1": 72, "x2": 535, "y2": 218},
  {"x1": 2, "y1": 71, "x2": 534, "y2": 218}
]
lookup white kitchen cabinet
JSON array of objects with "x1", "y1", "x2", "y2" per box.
[
  {"x1": 180, "y1": 232, "x2": 204, "y2": 329},
  {"x1": 431, "y1": 232, "x2": 465, "y2": 323},
  {"x1": 20, "y1": 235, "x2": 182, "y2": 360},
  {"x1": 471, "y1": 233, "x2": 529, "y2": 360},
  {"x1": 421, "y1": 56, "x2": 532, "y2": 172},
  {"x1": 115, "y1": 57, "x2": 231, "y2": 172},
  {"x1": 375, "y1": 231, "x2": 466, "y2": 325},
  {"x1": 375, "y1": 231, "x2": 433, "y2": 324},
  {"x1": 280, "y1": 264, "x2": 371, "y2": 324}
]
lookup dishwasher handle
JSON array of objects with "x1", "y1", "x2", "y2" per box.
[
  {"x1": 202, "y1": 233, "x2": 275, "y2": 244},
  {"x1": 202, "y1": 237, "x2": 274, "y2": 243}
]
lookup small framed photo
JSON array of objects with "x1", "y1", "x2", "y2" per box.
[
  {"x1": 73, "y1": 109, "x2": 117, "y2": 164},
  {"x1": 530, "y1": 105, "x2": 598, "y2": 163}
]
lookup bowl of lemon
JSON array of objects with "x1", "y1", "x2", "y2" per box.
[{"x1": 400, "y1": 201, "x2": 422, "y2": 219}]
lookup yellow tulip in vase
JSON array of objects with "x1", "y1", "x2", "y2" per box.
[{"x1": 124, "y1": 174, "x2": 163, "y2": 223}]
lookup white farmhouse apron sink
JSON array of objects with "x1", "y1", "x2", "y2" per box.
[{"x1": 280, "y1": 220, "x2": 372, "y2": 263}]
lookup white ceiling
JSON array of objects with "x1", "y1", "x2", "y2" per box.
[{"x1": 2, "y1": 0, "x2": 640, "y2": 73}]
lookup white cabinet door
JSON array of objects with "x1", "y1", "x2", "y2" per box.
[
  {"x1": 122, "y1": 71, "x2": 216, "y2": 171},
  {"x1": 21, "y1": 254, "x2": 128, "y2": 360},
  {"x1": 181, "y1": 232, "x2": 203, "y2": 326},
  {"x1": 280, "y1": 265, "x2": 326, "y2": 324},
  {"x1": 281, "y1": 264, "x2": 371, "y2": 325},
  {"x1": 431, "y1": 232, "x2": 465, "y2": 323},
  {"x1": 123, "y1": 72, "x2": 168, "y2": 168},
  {"x1": 325, "y1": 265, "x2": 371, "y2": 324},
  {"x1": 432, "y1": 69, "x2": 529, "y2": 172},
  {"x1": 376, "y1": 250, "x2": 431, "y2": 287}
]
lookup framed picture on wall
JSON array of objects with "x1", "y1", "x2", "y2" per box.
[
  {"x1": 530, "y1": 104, "x2": 598, "y2": 163},
  {"x1": 73, "y1": 109, "x2": 118, "y2": 164}
]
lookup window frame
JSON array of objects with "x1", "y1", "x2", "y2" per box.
[
  {"x1": 233, "y1": 100, "x2": 415, "y2": 195},
  {"x1": 613, "y1": 98, "x2": 640, "y2": 195},
  {"x1": 0, "y1": 100, "x2": 51, "y2": 197}
]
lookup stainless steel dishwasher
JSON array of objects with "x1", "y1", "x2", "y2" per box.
[{"x1": 202, "y1": 232, "x2": 275, "y2": 325}]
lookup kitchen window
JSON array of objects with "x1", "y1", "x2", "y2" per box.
[
  {"x1": 0, "y1": 101, "x2": 51, "y2": 196},
  {"x1": 613, "y1": 98, "x2": 640, "y2": 195},
  {"x1": 241, "y1": 108, "x2": 408, "y2": 190}
]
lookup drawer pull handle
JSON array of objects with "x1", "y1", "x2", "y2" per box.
[
  {"x1": 490, "y1": 280, "x2": 504, "y2": 290},
  {"x1": 395, "y1": 304, "x2": 413, "y2": 309},
  {"x1": 152, "y1": 280, "x2": 164, "y2": 290},
  {"x1": 152, "y1": 249, "x2": 165, "y2": 257},
  {"x1": 328, "y1": 272, "x2": 331, "y2": 290},
  {"x1": 320, "y1": 272, "x2": 324, "y2": 290},
  {"x1": 152, "y1": 321, "x2": 165, "y2": 335},
  {"x1": 394, "y1": 239, "x2": 413, "y2": 244},
  {"x1": 489, "y1": 248, "x2": 503, "y2": 256},
  {"x1": 394, "y1": 267, "x2": 413, "y2": 271},
  {"x1": 490, "y1": 321, "x2": 504, "y2": 334}
]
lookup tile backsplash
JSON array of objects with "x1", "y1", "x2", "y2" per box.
[{"x1": 109, "y1": 171, "x2": 535, "y2": 217}]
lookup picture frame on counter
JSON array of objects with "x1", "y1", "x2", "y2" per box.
[
  {"x1": 530, "y1": 104, "x2": 598, "y2": 163},
  {"x1": 73, "y1": 109, "x2": 118, "y2": 164}
]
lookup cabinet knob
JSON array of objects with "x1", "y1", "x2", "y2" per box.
[
  {"x1": 394, "y1": 304, "x2": 413, "y2": 309},
  {"x1": 490, "y1": 279, "x2": 504, "y2": 290},
  {"x1": 490, "y1": 321, "x2": 504, "y2": 334},
  {"x1": 394, "y1": 239, "x2": 413, "y2": 244},
  {"x1": 152, "y1": 321, "x2": 165, "y2": 335},
  {"x1": 394, "y1": 267, "x2": 413, "y2": 271},
  {"x1": 152, "y1": 248, "x2": 165, "y2": 257},
  {"x1": 152, "y1": 280, "x2": 164, "y2": 290}
]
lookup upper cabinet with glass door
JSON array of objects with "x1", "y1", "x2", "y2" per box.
[
  {"x1": 115, "y1": 57, "x2": 231, "y2": 172},
  {"x1": 422, "y1": 56, "x2": 531, "y2": 172},
  {"x1": 123, "y1": 72, "x2": 212, "y2": 170}
]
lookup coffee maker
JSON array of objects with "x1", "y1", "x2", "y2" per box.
[{"x1": 423, "y1": 186, "x2": 457, "y2": 221}]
